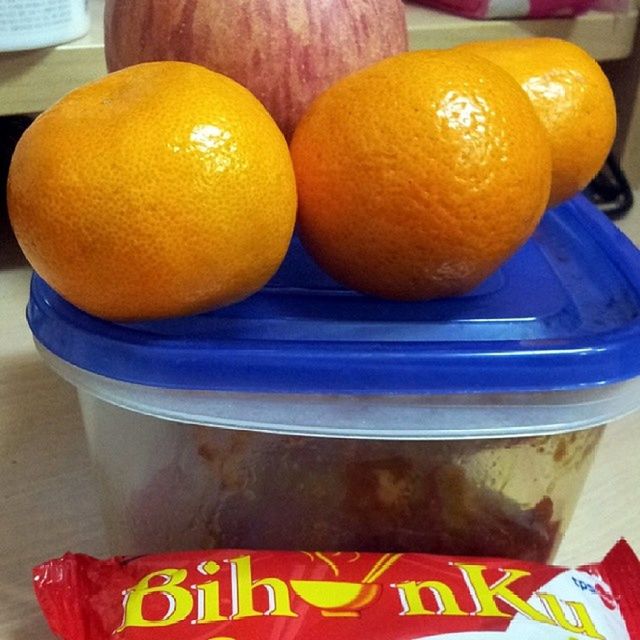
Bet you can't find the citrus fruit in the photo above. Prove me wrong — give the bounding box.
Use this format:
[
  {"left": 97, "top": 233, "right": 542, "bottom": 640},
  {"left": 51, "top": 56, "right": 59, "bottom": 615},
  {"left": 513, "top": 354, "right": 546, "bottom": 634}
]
[
  {"left": 290, "top": 50, "right": 552, "bottom": 301},
  {"left": 8, "top": 61, "right": 297, "bottom": 321},
  {"left": 456, "top": 38, "right": 616, "bottom": 206}
]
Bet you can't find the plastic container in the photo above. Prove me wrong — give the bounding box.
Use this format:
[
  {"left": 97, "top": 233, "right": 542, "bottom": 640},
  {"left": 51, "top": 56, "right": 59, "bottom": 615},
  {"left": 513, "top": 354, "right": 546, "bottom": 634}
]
[
  {"left": 28, "top": 195, "right": 640, "bottom": 562},
  {"left": 0, "top": 0, "right": 89, "bottom": 53}
]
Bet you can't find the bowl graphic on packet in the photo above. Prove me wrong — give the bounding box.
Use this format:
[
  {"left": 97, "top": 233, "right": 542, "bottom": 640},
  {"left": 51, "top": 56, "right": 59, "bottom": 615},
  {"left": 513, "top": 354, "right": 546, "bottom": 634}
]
[{"left": 289, "top": 580, "right": 381, "bottom": 616}]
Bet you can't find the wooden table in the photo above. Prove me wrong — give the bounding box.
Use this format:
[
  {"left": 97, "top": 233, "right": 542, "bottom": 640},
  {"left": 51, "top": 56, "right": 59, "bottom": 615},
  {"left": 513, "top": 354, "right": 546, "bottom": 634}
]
[{"left": 1, "top": 209, "right": 640, "bottom": 638}]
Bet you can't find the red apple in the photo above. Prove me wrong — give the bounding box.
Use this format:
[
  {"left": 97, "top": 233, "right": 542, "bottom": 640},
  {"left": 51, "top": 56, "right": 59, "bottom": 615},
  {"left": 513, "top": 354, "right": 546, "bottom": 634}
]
[{"left": 104, "top": 0, "right": 408, "bottom": 140}]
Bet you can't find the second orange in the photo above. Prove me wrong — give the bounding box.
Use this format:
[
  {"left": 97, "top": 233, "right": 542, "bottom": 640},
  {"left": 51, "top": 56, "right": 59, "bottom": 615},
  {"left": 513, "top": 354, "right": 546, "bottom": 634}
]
[{"left": 290, "top": 50, "right": 552, "bottom": 301}]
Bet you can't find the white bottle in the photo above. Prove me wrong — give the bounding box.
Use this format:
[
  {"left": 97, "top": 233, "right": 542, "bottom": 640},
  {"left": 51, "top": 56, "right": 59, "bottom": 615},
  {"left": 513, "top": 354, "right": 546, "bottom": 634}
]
[{"left": 0, "top": 0, "right": 90, "bottom": 52}]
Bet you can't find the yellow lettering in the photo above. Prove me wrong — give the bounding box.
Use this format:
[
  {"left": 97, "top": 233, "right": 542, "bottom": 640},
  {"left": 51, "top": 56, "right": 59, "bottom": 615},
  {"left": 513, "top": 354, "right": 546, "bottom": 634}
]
[
  {"left": 394, "top": 581, "right": 466, "bottom": 616},
  {"left": 196, "top": 561, "right": 225, "bottom": 624},
  {"left": 228, "top": 555, "right": 298, "bottom": 620},
  {"left": 118, "top": 569, "right": 193, "bottom": 630},
  {"left": 456, "top": 563, "right": 552, "bottom": 624},
  {"left": 538, "top": 593, "right": 605, "bottom": 639}
]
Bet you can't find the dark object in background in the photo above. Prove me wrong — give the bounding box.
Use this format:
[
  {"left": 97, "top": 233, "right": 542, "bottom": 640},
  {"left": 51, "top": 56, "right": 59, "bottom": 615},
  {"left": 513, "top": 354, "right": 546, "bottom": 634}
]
[
  {"left": 0, "top": 115, "right": 33, "bottom": 218},
  {"left": 585, "top": 153, "right": 634, "bottom": 220}
]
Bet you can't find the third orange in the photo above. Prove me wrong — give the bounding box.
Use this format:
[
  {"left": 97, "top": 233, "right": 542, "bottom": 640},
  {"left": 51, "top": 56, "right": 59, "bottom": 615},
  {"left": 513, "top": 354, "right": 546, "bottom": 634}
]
[{"left": 456, "top": 38, "right": 616, "bottom": 207}]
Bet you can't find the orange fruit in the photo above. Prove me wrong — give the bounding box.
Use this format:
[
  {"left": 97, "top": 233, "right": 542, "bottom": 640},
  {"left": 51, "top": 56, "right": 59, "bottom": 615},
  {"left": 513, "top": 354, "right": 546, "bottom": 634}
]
[
  {"left": 290, "top": 50, "right": 552, "bottom": 301},
  {"left": 456, "top": 38, "right": 616, "bottom": 206},
  {"left": 8, "top": 61, "right": 297, "bottom": 321}
]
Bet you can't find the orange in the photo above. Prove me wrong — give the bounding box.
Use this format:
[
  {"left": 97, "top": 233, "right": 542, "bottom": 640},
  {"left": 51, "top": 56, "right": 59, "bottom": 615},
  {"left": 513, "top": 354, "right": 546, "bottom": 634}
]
[
  {"left": 8, "top": 61, "right": 297, "bottom": 321},
  {"left": 290, "top": 50, "right": 551, "bottom": 301},
  {"left": 456, "top": 38, "right": 616, "bottom": 206}
]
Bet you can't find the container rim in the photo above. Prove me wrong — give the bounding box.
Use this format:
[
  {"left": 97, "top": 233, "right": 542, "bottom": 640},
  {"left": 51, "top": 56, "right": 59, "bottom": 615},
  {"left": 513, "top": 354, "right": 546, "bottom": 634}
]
[{"left": 38, "top": 341, "right": 640, "bottom": 440}]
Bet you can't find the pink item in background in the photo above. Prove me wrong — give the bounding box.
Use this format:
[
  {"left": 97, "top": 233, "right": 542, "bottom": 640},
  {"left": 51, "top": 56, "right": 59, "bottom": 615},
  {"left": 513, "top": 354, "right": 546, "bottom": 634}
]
[{"left": 406, "top": 0, "right": 626, "bottom": 19}]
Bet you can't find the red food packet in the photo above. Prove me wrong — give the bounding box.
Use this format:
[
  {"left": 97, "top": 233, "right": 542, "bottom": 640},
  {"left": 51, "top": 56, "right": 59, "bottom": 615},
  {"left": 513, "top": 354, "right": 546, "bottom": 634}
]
[{"left": 33, "top": 541, "right": 640, "bottom": 639}]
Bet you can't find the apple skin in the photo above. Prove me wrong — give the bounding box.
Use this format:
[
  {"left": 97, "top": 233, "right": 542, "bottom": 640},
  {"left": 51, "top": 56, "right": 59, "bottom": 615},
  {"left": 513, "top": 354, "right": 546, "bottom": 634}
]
[{"left": 104, "top": 0, "right": 408, "bottom": 140}]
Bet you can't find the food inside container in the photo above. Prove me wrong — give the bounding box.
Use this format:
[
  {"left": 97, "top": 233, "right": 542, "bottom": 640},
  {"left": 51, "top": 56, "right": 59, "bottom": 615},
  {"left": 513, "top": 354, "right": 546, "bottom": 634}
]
[
  {"left": 28, "top": 195, "right": 640, "bottom": 562},
  {"left": 77, "top": 404, "right": 601, "bottom": 561}
]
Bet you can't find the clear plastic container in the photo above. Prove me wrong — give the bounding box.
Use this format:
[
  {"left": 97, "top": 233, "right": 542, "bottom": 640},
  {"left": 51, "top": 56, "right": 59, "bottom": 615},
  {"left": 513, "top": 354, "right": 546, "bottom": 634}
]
[
  {"left": 29, "top": 196, "right": 640, "bottom": 562},
  {"left": 77, "top": 388, "right": 604, "bottom": 562}
]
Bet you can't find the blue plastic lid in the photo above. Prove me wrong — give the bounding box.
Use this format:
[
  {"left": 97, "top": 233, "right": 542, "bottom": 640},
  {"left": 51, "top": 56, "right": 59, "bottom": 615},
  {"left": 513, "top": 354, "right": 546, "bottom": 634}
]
[{"left": 27, "top": 195, "right": 640, "bottom": 395}]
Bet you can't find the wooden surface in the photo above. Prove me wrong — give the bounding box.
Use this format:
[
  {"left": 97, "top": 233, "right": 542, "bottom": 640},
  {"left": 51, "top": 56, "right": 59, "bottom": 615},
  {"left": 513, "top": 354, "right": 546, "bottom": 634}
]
[
  {"left": 1, "top": 207, "right": 640, "bottom": 638},
  {"left": 0, "top": 0, "right": 638, "bottom": 116}
]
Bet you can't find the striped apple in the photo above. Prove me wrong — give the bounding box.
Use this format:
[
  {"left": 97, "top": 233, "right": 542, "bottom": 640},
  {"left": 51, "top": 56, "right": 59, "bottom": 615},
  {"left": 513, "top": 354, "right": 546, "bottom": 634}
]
[{"left": 104, "top": 0, "right": 408, "bottom": 140}]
